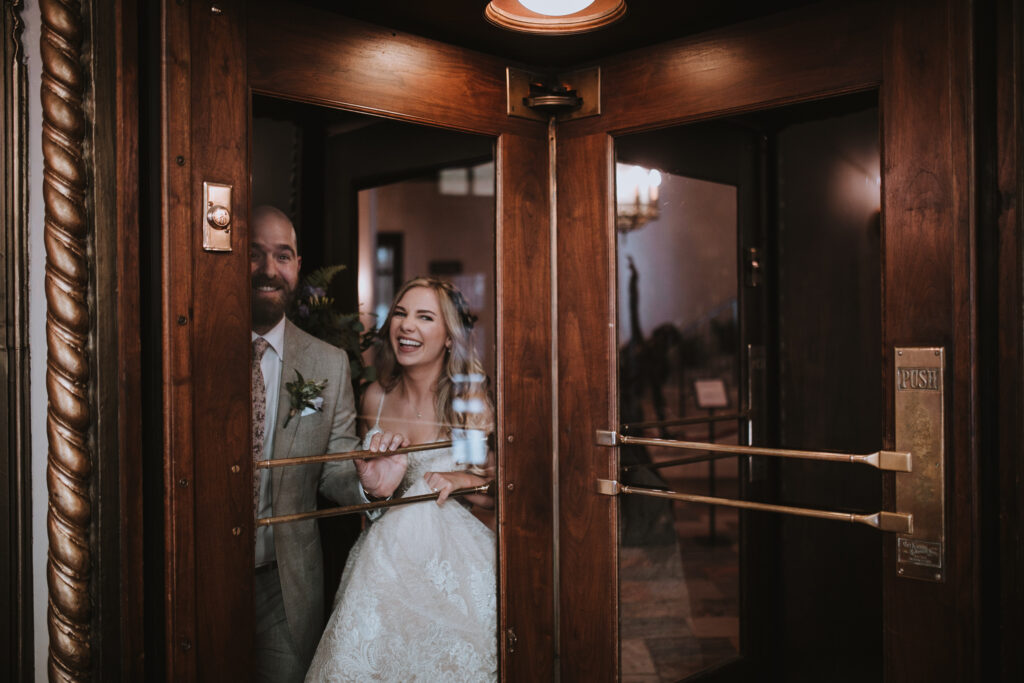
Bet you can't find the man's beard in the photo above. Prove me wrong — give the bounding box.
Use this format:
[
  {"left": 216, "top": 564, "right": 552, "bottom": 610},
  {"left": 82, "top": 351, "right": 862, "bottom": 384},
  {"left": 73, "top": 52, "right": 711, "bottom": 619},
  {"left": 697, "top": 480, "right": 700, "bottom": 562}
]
[{"left": 252, "top": 275, "right": 295, "bottom": 330}]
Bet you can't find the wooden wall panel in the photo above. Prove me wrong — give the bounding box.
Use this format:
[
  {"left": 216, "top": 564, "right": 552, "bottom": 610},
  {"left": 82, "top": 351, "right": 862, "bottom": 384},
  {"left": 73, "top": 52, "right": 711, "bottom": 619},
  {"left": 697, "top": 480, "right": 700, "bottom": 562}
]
[
  {"left": 881, "top": 1, "right": 979, "bottom": 681},
  {"left": 247, "top": 0, "right": 538, "bottom": 139},
  {"left": 556, "top": 132, "right": 617, "bottom": 682},
  {"left": 115, "top": 0, "right": 144, "bottom": 674},
  {"left": 496, "top": 132, "right": 554, "bottom": 682},
  {"left": 563, "top": 1, "right": 883, "bottom": 138},
  {"left": 187, "top": 1, "right": 253, "bottom": 680},
  {"left": 995, "top": 1, "right": 1023, "bottom": 680},
  {"left": 160, "top": 0, "right": 253, "bottom": 679},
  {"left": 161, "top": 0, "right": 197, "bottom": 678}
]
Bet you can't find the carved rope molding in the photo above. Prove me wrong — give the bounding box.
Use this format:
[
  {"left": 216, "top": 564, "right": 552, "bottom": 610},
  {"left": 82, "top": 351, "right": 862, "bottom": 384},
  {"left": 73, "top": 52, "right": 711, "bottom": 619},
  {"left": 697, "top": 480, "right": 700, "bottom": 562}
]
[{"left": 40, "top": 0, "right": 93, "bottom": 680}]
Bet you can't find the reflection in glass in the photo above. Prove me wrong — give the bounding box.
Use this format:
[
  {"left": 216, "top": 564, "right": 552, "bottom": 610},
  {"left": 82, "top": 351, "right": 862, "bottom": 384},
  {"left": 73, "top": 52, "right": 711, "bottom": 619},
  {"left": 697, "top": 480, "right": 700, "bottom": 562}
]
[
  {"left": 252, "top": 96, "right": 497, "bottom": 679},
  {"left": 615, "top": 94, "right": 882, "bottom": 681},
  {"left": 616, "top": 165, "right": 740, "bottom": 681}
]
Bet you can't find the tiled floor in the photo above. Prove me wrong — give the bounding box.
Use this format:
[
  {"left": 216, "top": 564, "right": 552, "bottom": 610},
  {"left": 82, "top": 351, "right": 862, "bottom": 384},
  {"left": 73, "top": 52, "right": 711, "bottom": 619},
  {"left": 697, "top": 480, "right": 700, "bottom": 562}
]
[{"left": 620, "top": 460, "right": 741, "bottom": 681}]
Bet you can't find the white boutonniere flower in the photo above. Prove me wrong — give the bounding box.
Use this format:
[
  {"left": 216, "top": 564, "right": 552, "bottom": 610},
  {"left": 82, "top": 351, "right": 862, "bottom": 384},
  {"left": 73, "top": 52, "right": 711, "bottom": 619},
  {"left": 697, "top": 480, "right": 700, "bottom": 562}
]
[{"left": 283, "top": 370, "right": 327, "bottom": 428}]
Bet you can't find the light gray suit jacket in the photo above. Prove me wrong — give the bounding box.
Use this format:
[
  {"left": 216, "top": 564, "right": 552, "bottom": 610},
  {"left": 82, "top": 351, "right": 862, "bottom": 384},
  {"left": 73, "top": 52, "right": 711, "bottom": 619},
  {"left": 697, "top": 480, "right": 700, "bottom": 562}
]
[{"left": 271, "top": 320, "right": 361, "bottom": 666}]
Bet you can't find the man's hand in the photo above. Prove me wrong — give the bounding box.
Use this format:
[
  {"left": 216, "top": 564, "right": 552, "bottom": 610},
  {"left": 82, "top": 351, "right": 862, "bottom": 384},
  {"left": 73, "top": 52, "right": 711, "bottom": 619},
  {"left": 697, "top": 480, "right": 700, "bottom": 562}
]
[{"left": 354, "top": 431, "right": 409, "bottom": 499}]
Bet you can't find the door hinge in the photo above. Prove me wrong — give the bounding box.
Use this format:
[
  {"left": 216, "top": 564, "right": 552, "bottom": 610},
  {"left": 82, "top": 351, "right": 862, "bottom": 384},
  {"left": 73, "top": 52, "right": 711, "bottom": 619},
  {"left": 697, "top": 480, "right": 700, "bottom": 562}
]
[{"left": 505, "top": 627, "right": 517, "bottom": 654}]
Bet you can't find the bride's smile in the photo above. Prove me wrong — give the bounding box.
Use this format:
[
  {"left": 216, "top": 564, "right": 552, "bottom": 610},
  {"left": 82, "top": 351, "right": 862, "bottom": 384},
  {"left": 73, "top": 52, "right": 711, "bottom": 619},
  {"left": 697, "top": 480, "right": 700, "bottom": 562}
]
[{"left": 389, "top": 286, "right": 451, "bottom": 368}]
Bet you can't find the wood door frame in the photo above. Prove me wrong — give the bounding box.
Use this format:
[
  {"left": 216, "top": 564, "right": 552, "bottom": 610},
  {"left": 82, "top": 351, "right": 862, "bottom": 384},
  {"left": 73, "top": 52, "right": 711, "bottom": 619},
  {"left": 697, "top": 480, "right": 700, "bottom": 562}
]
[
  {"left": 159, "top": 1, "right": 553, "bottom": 679},
  {"left": 555, "top": 0, "right": 987, "bottom": 680},
  {"left": 993, "top": 1, "right": 1024, "bottom": 679},
  {"left": 2, "top": 0, "right": 30, "bottom": 679}
]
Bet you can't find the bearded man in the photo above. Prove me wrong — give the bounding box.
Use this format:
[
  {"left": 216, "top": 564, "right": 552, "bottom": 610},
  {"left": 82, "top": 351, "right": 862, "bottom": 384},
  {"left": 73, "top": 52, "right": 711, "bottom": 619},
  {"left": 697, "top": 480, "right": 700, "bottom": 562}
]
[{"left": 249, "top": 205, "right": 407, "bottom": 682}]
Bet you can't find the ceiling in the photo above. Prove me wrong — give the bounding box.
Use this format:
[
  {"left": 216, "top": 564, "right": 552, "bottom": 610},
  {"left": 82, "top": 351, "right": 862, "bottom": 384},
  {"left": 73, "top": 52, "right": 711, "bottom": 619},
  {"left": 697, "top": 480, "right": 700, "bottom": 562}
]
[{"left": 307, "top": 0, "right": 819, "bottom": 67}]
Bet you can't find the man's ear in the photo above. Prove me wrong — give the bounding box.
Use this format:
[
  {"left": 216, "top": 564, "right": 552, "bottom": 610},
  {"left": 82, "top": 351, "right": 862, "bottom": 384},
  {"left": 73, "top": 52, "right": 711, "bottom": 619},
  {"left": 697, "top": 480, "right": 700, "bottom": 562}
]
[{"left": 297, "top": 255, "right": 302, "bottom": 272}]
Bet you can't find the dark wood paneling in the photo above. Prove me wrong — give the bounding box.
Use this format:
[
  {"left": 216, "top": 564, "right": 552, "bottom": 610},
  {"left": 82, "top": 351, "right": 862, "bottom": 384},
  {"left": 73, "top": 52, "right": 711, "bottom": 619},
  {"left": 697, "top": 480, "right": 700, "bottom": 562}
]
[
  {"left": 881, "top": 1, "right": 979, "bottom": 681},
  {"left": 247, "top": 0, "right": 539, "bottom": 139},
  {"left": 995, "top": 0, "right": 1023, "bottom": 680},
  {"left": 496, "top": 132, "right": 554, "bottom": 682},
  {"left": 188, "top": 1, "right": 253, "bottom": 680},
  {"left": 161, "top": 0, "right": 197, "bottom": 679},
  {"left": 557, "top": 132, "right": 617, "bottom": 681},
  {"left": 562, "top": 1, "right": 883, "bottom": 138},
  {"left": 115, "top": 0, "right": 144, "bottom": 675},
  {"left": 1, "top": 0, "right": 30, "bottom": 678}
]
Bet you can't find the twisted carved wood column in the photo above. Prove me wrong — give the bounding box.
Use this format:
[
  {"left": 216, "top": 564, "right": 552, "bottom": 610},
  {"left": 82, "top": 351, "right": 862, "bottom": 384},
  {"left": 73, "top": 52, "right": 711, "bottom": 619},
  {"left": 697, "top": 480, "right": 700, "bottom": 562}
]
[{"left": 40, "top": 0, "right": 93, "bottom": 680}]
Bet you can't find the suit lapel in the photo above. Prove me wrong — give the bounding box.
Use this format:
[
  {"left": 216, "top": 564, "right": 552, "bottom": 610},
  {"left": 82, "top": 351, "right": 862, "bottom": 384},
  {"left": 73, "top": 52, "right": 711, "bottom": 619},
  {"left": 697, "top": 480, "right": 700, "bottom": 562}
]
[{"left": 273, "top": 320, "right": 311, "bottom": 501}]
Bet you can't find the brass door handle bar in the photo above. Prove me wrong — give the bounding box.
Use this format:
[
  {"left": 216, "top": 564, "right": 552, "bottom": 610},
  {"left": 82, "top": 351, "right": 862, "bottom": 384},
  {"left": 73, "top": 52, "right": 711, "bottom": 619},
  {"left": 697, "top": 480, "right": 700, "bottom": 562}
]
[
  {"left": 255, "top": 440, "right": 454, "bottom": 469},
  {"left": 596, "top": 430, "right": 912, "bottom": 472},
  {"left": 595, "top": 479, "right": 913, "bottom": 533},
  {"left": 257, "top": 481, "right": 494, "bottom": 527}
]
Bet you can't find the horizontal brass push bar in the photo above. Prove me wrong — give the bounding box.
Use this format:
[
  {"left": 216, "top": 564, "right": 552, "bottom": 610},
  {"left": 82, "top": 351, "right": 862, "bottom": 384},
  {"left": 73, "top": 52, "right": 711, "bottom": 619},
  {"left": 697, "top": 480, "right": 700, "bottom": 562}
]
[
  {"left": 595, "top": 479, "right": 913, "bottom": 533},
  {"left": 596, "top": 430, "right": 912, "bottom": 472},
  {"left": 622, "top": 412, "right": 749, "bottom": 433},
  {"left": 257, "top": 481, "right": 494, "bottom": 526},
  {"left": 256, "top": 440, "right": 454, "bottom": 469}
]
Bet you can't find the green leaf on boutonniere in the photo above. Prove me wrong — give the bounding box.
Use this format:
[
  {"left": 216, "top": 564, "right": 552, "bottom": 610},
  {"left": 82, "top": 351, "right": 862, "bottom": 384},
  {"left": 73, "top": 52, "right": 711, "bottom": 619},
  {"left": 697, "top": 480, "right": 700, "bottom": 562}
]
[{"left": 283, "top": 370, "right": 328, "bottom": 428}]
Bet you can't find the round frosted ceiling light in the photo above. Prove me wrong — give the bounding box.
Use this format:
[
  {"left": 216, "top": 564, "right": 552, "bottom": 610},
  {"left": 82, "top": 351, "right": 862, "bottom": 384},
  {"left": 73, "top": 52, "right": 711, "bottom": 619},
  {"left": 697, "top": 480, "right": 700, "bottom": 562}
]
[
  {"left": 485, "top": 0, "right": 626, "bottom": 35},
  {"left": 518, "top": 0, "right": 596, "bottom": 16}
]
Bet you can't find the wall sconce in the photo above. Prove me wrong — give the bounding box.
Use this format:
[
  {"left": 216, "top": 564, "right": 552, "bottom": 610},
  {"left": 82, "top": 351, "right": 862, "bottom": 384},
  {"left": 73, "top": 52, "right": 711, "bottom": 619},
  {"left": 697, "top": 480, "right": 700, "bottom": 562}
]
[{"left": 616, "top": 163, "right": 661, "bottom": 233}]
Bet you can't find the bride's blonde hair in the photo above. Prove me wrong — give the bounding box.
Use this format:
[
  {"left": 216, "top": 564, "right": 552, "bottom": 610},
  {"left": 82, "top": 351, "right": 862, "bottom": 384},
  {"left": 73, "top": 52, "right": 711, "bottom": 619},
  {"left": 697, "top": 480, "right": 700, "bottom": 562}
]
[{"left": 375, "top": 277, "right": 494, "bottom": 436}]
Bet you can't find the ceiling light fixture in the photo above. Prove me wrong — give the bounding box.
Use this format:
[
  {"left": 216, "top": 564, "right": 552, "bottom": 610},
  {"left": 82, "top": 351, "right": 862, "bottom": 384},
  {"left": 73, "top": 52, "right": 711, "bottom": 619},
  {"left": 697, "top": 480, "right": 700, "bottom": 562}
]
[
  {"left": 519, "top": 0, "right": 596, "bottom": 15},
  {"left": 485, "top": 0, "right": 627, "bottom": 35}
]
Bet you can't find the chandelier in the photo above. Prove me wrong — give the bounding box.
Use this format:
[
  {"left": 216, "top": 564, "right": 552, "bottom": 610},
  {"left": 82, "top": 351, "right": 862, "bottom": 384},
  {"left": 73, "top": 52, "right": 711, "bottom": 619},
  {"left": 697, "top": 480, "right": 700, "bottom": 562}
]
[{"left": 616, "top": 163, "right": 662, "bottom": 233}]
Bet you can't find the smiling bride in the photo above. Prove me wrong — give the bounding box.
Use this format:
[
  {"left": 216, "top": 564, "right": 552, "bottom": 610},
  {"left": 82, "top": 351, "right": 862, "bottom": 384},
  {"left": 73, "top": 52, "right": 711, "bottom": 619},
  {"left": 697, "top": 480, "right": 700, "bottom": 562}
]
[{"left": 305, "top": 277, "right": 497, "bottom": 682}]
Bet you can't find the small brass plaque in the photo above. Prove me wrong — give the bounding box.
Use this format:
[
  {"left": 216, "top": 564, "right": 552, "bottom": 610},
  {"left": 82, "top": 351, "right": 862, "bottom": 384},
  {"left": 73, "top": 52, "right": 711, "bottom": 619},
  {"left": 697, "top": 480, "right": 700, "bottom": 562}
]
[
  {"left": 894, "top": 347, "right": 945, "bottom": 582},
  {"left": 898, "top": 538, "right": 942, "bottom": 568}
]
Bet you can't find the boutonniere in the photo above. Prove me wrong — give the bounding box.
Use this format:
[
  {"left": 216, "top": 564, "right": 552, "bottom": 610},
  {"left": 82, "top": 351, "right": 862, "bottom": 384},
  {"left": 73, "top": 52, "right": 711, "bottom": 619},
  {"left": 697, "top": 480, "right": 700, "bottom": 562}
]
[{"left": 283, "top": 370, "right": 327, "bottom": 428}]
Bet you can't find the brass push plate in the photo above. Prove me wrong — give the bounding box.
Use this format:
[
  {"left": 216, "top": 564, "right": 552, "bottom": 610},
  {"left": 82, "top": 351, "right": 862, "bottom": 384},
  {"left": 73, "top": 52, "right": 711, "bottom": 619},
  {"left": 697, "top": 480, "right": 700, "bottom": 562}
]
[
  {"left": 202, "top": 181, "right": 233, "bottom": 252},
  {"left": 894, "top": 347, "right": 945, "bottom": 582}
]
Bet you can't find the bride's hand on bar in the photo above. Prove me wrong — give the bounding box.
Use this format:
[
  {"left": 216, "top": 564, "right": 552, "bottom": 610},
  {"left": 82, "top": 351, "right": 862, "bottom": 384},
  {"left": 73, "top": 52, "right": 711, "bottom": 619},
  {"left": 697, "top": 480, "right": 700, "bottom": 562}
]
[
  {"left": 424, "top": 470, "right": 494, "bottom": 508},
  {"left": 355, "top": 431, "right": 409, "bottom": 498}
]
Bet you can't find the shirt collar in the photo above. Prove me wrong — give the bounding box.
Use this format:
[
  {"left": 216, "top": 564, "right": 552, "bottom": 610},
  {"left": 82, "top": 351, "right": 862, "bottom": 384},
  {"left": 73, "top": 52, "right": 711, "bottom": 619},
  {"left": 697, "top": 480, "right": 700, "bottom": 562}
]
[{"left": 251, "top": 316, "right": 286, "bottom": 359}]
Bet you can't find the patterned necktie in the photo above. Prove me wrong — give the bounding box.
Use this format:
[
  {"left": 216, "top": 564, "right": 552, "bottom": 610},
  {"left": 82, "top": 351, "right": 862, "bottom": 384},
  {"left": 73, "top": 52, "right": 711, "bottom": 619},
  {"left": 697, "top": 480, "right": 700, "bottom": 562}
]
[{"left": 252, "top": 337, "right": 271, "bottom": 514}]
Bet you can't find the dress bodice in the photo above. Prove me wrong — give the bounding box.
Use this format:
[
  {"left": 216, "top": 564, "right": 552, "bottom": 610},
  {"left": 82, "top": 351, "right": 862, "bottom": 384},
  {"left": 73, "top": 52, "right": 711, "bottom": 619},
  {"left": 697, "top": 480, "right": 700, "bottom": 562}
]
[{"left": 363, "top": 392, "right": 462, "bottom": 496}]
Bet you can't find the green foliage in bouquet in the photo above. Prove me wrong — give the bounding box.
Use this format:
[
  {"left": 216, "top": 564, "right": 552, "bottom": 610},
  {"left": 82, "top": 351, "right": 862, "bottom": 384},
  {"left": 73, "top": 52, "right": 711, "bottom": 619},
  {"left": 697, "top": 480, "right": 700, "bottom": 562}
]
[{"left": 288, "top": 264, "right": 377, "bottom": 396}]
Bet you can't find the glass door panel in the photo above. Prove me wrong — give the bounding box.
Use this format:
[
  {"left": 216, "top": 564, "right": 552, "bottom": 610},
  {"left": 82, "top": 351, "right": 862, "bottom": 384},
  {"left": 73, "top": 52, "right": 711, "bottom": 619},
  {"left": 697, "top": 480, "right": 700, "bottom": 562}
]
[
  {"left": 614, "top": 92, "right": 882, "bottom": 681},
  {"left": 616, "top": 169, "right": 741, "bottom": 681}
]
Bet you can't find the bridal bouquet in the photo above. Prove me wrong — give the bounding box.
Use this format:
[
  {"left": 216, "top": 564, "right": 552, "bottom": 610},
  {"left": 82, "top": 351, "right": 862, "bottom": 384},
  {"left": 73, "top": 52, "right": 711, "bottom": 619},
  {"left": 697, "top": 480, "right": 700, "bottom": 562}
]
[{"left": 289, "top": 264, "right": 376, "bottom": 396}]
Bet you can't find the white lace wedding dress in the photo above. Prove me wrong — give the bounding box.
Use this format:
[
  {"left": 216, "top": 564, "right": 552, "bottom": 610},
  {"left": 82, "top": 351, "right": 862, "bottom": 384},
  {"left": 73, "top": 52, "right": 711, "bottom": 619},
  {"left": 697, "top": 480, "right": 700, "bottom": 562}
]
[{"left": 305, "top": 438, "right": 497, "bottom": 682}]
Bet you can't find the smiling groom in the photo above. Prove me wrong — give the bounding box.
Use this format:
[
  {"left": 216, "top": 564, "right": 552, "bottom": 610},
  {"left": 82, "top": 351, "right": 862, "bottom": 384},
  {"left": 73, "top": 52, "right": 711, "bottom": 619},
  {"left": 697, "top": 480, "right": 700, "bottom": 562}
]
[{"left": 249, "top": 205, "right": 408, "bottom": 682}]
